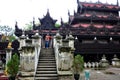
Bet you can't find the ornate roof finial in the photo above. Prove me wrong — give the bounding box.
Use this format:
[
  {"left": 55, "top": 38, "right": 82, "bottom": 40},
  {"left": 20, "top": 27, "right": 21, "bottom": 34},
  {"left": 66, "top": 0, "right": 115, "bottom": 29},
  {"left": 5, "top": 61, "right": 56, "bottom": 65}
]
[
  {"left": 97, "top": 0, "right": 100, "bottom": 3},
  {"left": 46, "top": 9, "right": 50, "bottom": 16},
  {"left": 77, "top": 0, "right": 82, "bottom": 14},
  {"left": 61, "top": 17, "right": 64, "bottom": 25},
  {"left": 15, "top": 21, "right": 18, "bottom": 26},
  {"left": 15, "top": 21, "right": 18, "bottom": 29},
  {"left": 33, "top": 17, "right": 35, "bottom": 25},
  {"left": 117, "top": 0, "right": 119, "bottom": 6},
  {"left": 105, "top": 0, "right": 108, "bottom": 4},
  {"left": 68, "top": 10, "right": 70, "bottom": 16},
  {"left": 33, "top": 17, "right": 36, "bottom": 30}
]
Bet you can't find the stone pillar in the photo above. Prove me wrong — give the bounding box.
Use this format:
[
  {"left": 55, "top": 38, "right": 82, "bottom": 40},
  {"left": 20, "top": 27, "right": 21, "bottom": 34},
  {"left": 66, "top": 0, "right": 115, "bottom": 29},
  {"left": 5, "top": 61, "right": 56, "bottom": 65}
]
[
  {"left": 5, "top": 42, "right": 13, "bottom": 65},
  {"left": 19, "top": 32, "right": 26, "bottom": 49},
  {"left": 100, "top": 55, "right": 109, "bottom": 68},
  {"left": 68, "top": 34, "right": 74, "bottom": 49},
  {"left": 112, "top": 54, "right": 120, "bottom": 67},
  {"left": 32, "top": 32, "right": 41, "bottom": 72},
  {"left": 54, "top": 32, "right": 62, "bottom": 63},
  {"left": 20, "top": 46, "right": 35, "bottom": 77},
  {"left": 32, "top": 32, "right": 41, "bottom": 54},
  {"left": 32, "top": 32, "right": 41, "bottom": 46},
  {"left": 58, "top": 39, "right": 74, "bottom": 80},
  {"left": 54, "top": 32, "right": 62, "bottom": 46}
]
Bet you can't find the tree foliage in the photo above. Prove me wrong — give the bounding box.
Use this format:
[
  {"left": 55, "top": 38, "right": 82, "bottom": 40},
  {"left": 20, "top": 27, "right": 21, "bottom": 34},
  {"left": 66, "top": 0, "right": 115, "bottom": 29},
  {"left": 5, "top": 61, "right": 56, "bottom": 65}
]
[
  {"left": 55, "top": 23, "right": 60, "bottom": 27},
  {"left": 7, "top": 54, "right": 19, "bottom": 77},
  {"left": 0, "top": 25, "right": 13, "bottom": 35},
  {"left": 73, "top": 54, "right": 84, "bottom": 73},
  {"left": 24, "top": 22, "right": 33, "bottom": 30}
]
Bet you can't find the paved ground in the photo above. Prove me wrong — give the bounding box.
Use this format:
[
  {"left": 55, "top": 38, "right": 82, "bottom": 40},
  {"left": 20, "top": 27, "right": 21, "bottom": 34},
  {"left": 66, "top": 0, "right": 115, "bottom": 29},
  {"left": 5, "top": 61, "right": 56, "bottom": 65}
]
[
  {"left": 1, "top": 67, "right": 120, "bottom": 80},
  {"left": 80, "top": 67, "right": 120, "bottom": 80}
]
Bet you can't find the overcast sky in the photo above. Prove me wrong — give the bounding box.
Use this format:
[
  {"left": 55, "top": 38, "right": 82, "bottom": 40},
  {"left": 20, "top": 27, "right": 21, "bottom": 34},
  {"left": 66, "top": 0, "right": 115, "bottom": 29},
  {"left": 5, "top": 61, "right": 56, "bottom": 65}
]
[{"left": 0, "top": 0, "right": 119, "bottom": 29}]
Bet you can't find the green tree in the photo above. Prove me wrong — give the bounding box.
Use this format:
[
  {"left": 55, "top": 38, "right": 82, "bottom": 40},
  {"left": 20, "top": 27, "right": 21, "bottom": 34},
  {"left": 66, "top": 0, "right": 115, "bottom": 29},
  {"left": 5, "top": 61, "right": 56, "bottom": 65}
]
[
  {"left": 55, "top": 23, "right": 60, "bottom": 27},
  {"left": 24, "top": 22, "right": 33, "bottom": 30},
  {"left": 0, "top": 25, "right": 13, "bottom": 35},
  {"left": 7, "top": 54, "right": 19, "bottom": 79}
]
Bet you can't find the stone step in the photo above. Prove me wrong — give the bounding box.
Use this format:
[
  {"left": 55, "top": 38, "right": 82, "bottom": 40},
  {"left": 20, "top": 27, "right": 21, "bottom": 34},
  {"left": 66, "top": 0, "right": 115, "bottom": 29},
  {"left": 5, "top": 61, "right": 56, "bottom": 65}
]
[
  {"left": 39, "top": 57, "right": 55, "bottom": 59},
  {"left": 36, "top": 71, "right": 57, "bottom": 74},
  {"left": 41, "top": 48, "right": 54, "bottom": 51},
  {"left": 39, "top": 58, "right": 55, "bottom": 61},
  {"left": 41, "top": 51, "right": 54, "bottom": 53},
  {"left": 38, "top": 60, "right": 56, "bottom": 63},
  {"left": 40, "top": 56, "right": 55, "bottom": 58},
  {"left": 35, "top": 74, "right": 58, "bottom": 77},
  {"left": 38, "top": 63, "right": 56, "bottom": 65},
  {"left": 37, "top": 66, "right": 56, "bottom": 68},
  {"left": 40, "top": 54, "right": 55, "bottom": 56},
  {"left": 35, "top": 77, "right": 58, "bottom": 80},
  {"left": 37, "top": 67, "right": 57, "bottom": 71}
]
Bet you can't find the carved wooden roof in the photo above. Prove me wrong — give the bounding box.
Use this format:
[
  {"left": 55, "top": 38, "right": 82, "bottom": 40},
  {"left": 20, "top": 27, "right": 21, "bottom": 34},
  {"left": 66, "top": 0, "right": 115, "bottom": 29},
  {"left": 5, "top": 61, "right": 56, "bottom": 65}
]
[
  {"left": 80, "top": 2, "right": 120, "bottom": 10},
  {"left": 72, "top": 23, "right": 114, "bottom": 29}
]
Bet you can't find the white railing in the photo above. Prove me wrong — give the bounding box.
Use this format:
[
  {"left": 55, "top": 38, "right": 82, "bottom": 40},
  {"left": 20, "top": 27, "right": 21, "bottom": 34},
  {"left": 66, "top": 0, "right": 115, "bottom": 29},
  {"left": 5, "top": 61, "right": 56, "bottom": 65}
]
[
  {"left": 53, "top": 37, "right": 61, "bottom": 72},
  {"left": 34, "top": 37, "right": 41, "bottom": 75}
]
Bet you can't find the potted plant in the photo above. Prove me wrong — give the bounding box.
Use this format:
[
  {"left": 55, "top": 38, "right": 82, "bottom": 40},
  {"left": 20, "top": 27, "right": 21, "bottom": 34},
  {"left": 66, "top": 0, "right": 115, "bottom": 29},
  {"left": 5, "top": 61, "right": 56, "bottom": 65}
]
[
  {"left": 73, "top": 54, "right": 84, "bottom": 80},
  {"left": 6, "top": 54, "right": 19, "bottom": 80}
]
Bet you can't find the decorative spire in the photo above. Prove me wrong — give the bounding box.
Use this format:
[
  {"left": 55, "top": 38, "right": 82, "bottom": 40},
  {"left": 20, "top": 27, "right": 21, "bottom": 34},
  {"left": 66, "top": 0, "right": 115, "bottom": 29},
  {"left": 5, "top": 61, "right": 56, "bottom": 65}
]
[
  {"left": 68, "top": 10, "right": 70, "bottom": 16},
  {"left": 33, "top": 17, "right": 35, "bottom": 25},
  {"left": 61, "top": 17, "right": 64, "bottom": 25},
  {"left": 15, "top": 21, "right": 17, "bottom": 26},
  {"left": 77, "top": 0, "right": 82, "bottom": 14},
  {"left": 105, "top": 0, "right": 108, "bottom": 4},
  {"left": 46, "top": 9, "right": 50, "bottom": 16},
  {"left": 33, "top": 17, "right": 36, "bottom": 30},
  {"left": 15, "top": 21, "right": 18, "bottom": 29},
  {"left": 97, "top": 0, "right": 100, "bottom": 3},
  {"left": 117, "top": 0, "right": 119, "bottom": 6}
]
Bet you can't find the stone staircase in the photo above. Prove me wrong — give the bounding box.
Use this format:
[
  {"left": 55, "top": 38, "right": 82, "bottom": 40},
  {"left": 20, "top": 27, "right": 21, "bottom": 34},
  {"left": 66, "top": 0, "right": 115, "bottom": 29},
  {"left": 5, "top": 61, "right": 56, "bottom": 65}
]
[{"left": 35, "top": 48, "right": 58, "bottom": 80}]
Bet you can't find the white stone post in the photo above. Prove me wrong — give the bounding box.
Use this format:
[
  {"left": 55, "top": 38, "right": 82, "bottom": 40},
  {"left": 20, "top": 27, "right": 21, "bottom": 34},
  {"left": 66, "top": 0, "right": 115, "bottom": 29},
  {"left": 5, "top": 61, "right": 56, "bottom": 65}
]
[
  {"left": 100, "top": 55, "right": 109, "bottom": 68},
  {"left": 32, "top": 32, "right": 41, "bottom": 55},
  {"left": 58, "top": 39, "right": 74, "bottom": 80},
  {"left": 19, "top": 32, "right": 26, "bottom": 49},
  {"left": 32, "top": 32, "right": 41, "bottom": 74},
  {"left": 54, "top": 32, "right": 62, "bottom": 69},
  {"left": 112, "top": 54, "right": 120, "bottom": 67},
  {"left": 20, "top": 46, "right": 35, "bottom": 77},
  {"left": 5, "top": 48, "right": 13, "bottom": 65},
  {"left": 68, "top": 34, "right": 74, "bottom": 49}
]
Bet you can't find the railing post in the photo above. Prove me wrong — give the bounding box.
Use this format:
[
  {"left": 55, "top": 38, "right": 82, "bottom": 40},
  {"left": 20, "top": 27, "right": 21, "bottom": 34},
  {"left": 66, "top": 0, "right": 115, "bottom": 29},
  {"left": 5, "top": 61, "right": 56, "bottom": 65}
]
[{"left": 54, "top": 33, "right": 75, "bottom": 80}]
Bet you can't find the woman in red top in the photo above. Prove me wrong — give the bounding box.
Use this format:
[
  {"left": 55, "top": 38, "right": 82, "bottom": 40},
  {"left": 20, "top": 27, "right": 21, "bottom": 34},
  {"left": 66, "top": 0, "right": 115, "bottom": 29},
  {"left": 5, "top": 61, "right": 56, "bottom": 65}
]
[{"left": 45, "top": 34, "right": 51, "bottom": 48}]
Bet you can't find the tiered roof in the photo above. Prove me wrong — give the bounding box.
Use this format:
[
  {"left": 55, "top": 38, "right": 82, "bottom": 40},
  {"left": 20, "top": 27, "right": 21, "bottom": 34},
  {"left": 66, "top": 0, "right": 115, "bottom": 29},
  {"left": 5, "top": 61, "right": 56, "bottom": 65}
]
[
  {"left": 81, "top": 2, "right": 120, "bottom": 10},
  {"left": 71, "top": 1, "right": 120, "bottom": 23},
  {"left": 67, "top": 0, "right": 120, "bottom": 36}
]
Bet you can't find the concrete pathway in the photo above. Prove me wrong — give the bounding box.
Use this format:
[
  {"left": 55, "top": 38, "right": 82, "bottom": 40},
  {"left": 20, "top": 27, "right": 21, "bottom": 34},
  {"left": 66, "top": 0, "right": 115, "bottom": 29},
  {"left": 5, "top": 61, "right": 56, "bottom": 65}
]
[{"left": 80, "top": 67, "right": 120, "bottom": 80}]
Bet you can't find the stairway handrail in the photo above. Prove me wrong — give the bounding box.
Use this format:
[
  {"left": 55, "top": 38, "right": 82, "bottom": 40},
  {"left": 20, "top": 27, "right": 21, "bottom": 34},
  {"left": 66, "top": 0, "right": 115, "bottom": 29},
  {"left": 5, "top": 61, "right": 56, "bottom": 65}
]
[{"left": 34, "top": 36, "right": 42, "bottom": 76}]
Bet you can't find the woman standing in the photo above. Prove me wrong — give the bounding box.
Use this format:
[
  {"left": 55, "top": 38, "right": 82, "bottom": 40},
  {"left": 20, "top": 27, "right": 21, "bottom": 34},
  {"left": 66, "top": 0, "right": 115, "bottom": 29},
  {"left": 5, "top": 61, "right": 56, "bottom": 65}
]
[{"left": 45, "top": 34, "right": 51, "bottom": 48}]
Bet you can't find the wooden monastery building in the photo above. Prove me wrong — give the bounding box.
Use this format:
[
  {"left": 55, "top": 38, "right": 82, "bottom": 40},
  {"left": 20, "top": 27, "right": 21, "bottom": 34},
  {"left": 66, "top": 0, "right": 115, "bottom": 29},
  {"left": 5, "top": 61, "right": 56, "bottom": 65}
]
[{"left": 14, "top": 0, "right": 120, "bottom": 62}]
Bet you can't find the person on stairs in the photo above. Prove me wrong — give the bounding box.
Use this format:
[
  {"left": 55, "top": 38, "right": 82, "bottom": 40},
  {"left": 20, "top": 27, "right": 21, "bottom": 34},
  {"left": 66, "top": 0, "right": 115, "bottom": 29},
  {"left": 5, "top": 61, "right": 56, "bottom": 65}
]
[{"left": 45, "top": 34, "right": 51, "bottom": 48}]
